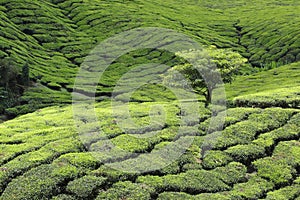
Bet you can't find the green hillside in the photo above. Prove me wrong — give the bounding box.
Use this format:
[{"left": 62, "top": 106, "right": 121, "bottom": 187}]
[
  {"left": 0, "top": 0, "right": 300, "bottom": 199},
  {"left": 226, "top": 61, "right": 300, "bottom": 108},
  {"left": 0, "top": 62, "right": 299, "bottom": 199},
  {"left": 0, "top": 79, "right": 299, "bottom": 199}
]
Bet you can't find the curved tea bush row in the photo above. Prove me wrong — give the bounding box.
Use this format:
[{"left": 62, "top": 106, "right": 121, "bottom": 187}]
[
  {"left": 157, "top": 176, "right": 274, "bottom": 199},
  {"left": 233, "top": 86, "right": 300, "bottom": 108},
  {"left": 226, "top": 61, "right": 300, "bottom": 100},
  {"left": 0, "top": 100, "right": 299, "bottom": 199}
]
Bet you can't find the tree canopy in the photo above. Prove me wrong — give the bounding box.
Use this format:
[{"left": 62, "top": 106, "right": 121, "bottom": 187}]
[
  {"left": 163, "top": 46, "right": 248, "bottom": 104},
  {"left": 0, "top": 59, "right": 30, "bottom": 114}
]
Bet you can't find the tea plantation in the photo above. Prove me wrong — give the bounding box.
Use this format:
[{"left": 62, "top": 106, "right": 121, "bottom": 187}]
[
  {"left": 0, "top": 0, "right": 300, "bottom": 199},
  {"left": 0, "top": 61, "right": 299, "bottom": 199}
]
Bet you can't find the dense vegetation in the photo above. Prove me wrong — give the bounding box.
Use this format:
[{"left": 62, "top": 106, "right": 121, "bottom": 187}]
[
  {"left": 0, "top": 89, "right": 299, "bottom": 199},
  {"left": 0, "top": 0, "right": 300, "bottom": 115},
  {"left": 0, "top": 0, "right": 299, "bottom": 199}
]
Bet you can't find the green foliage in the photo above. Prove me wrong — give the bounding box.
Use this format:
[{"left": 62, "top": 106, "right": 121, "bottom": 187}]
[
  {"left": 0, "top": 163, "right": 82, "bottom": 200},
  {"left": 95, "top": 181, "right": 155, "bottom": 200},
  {"left": 0, "top": 59, "right": 22, "bottom": 113},
  {"left": 225, "top": 144, "right": 265, "bottom": 163},
  {"left": 202, "top": 150, "right": 233, "bottom": 169},
  {"left": 91, "top": 165, "right": 138, "bottom": 182},
  {"left": 0, "top": 0, "right": 300, "bottom": 198},
  {"left": 0, "top": 98, "right": 299, "bottom": 198},
  {"left": 129, "top": 84, "right": 177, "bottom": 102},
  {"left": 226, "top": 61, "right": 300, "bottom": 101},
  {"left": 224, "top": 107, "right": 259, "bottom": 126},
  {"left": 0, "top": 0, "right": 298, "bottom": 114},
  {"left": 158, "top": 192, "right": 231, "bottom": 200},
  {"left": 66, "top": 175, "right": 107, "bottom": 199},
  {"left": 253, "top": 113, "right": 300, "bottom": 149},
  {"left": 51, "top": 194, "right": 76, "bottom": 200},
  {"left": 0, "top": 138, "right": 83, "bottom": 193},
  {"left": 0, "top": 59, "right": 19, "bottom": 91},
  {"left": 55, "top": 153, "right": 100, "bottom": 170},
  {"left": 212, "top": 108, "right": 295, "bottom": 149},
  {"left": 111, "top": 134, "right": 160, "bottom": 153},
  {"left": 229, "top": 176, "right": 274, "bottom": 199},
  {"left": 21, "top": 62, "right": 30, "bottom": 86},
  {"left": 253, "top": 158, "right": 295, "bottom": 186},
  {"left": 158, "top": 192, "right": 194, "bottom": 200},
  {"left": 272, "top": 140, "right": 300, "bottom": 168},
  {"left": 137, "top": 170, "right": 230, "bottom": 193},
  {"left": 212, "top": 162, "right": 247, "bottom": 185},
  {"left": 233, "top": 86, "right": 300, "bottom": 108},
  {"left": 252, "top": 140, "right": 300, "bottom": 188},
  {"left": 265, "top": 184, "right": 300, "bottom": 200},
  {"left": 163, "top": 46, "right": 247, "bottom": 103},
  {"left": 137, "top": 162, "right": 246, "bottom": 194}
]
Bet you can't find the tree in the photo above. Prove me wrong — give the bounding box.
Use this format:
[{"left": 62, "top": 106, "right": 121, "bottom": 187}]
[
  {"left": 0, "top": 59, "right": 31, "bottom": 114},
  {"left": 0, "top": 58, "right": 19, "bottom": 92},
  {"left": 163, "top": 46, "right": 248, "bottom": 105},
  {"left": 0, "top": 58, "right": 21, "bottom": 113},
  {"left": 21, "top": 62, "right": 30, "bottom": 86}
]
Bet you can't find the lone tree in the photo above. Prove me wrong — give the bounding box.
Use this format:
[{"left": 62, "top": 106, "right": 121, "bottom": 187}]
[{"left": 163, "top": 46, "right": 247, "bottom": 104}]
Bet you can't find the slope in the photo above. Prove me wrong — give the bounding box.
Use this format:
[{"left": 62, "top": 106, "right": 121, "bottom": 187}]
[
  {"left": 0, "top": 0, "right": 300, "bottom": 115},
  {"left": 0, "top": 62, "right": 299, "bottom": 199}
]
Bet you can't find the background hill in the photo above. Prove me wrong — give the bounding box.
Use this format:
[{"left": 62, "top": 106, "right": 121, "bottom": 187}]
[{"left": 0, "top": 0, "right": 300, "bottom": 115}]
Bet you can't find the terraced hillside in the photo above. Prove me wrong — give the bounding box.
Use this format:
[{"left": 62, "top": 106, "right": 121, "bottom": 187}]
[
  {"left": 0, "top": 62, "right": 299, "bottom": 199},
  {"left": 0, "top": 0, "right": 300, "bottom": 114},
  {"left": 226, "top": 61, "right": 300, "bottom": 108},
  {"left": 0, "top": 0, "right": 300, "bottom": 199}
]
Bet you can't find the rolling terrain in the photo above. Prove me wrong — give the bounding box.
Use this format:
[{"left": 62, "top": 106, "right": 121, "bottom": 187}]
[
  {"left": 0, "top": 63, "right": 299, "bottom": 199},
  {"left": 0, "top": 0, "right": 300, "bottom": 199},
  {"left": 0, "top": 0, "right": 300, "bottom": 114}
]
